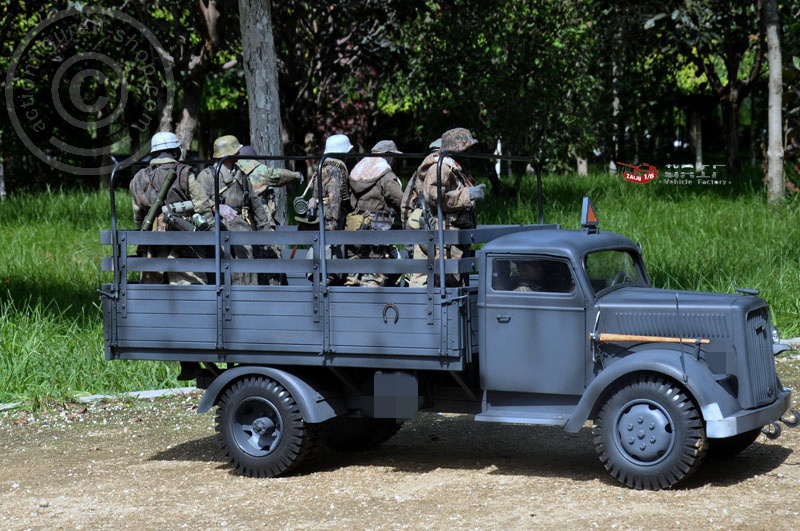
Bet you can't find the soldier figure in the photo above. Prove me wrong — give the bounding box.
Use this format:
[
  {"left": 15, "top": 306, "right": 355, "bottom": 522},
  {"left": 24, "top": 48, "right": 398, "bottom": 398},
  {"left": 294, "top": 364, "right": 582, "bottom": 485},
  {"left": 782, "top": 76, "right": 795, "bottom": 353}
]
[
  {"left": 304, "top": 134, "right": 353, "bottom": 285},
  {"left": 309, "top": 134, "right": 353, "bottom": 231},
  {"left": 192, "top": 135, "right": 270, "bottom": 285},
  {"left": 402, "top": 127, "right": 485, "bottom": 287},
  {"left": 236, "top": 145, "right": 304, "bottom": 285},
  {"left": 345, "top": 140, "right": 405, "bottom": 286},
  {"left": 129, "top": 131, "right": 206, "bottom": 285}
]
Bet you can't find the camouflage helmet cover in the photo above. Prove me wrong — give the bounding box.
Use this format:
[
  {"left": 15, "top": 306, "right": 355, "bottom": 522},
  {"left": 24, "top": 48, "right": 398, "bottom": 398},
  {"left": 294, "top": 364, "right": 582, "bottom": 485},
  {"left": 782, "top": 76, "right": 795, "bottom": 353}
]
[
  {"left": 441, "top": 128, "right": 478, "bottom": 152},
  {"left": 213, "top": 135, "right": 243, "bottom": 158}
]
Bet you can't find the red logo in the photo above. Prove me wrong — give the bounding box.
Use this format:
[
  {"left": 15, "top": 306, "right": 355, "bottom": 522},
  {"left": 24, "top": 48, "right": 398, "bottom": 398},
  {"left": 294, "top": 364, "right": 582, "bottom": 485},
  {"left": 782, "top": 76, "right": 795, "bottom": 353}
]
[{"left": 617, "top": 162, "right": 658, "bottom": 184}]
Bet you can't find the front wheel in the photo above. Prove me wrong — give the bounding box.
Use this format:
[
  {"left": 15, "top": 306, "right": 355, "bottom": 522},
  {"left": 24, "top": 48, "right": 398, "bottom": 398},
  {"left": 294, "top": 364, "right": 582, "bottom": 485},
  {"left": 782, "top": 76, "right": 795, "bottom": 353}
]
[
  {"left": 593, "top": 375, "right": 707, "bottom": 490},
  {"left": 216, "top": 376, "right": 322, "bottom": 477}
]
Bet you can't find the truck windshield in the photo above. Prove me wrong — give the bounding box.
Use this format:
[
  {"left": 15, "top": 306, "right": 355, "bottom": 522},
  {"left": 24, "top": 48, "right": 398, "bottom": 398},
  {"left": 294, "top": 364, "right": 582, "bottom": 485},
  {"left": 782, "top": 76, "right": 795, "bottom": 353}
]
[{"left": 584, "top": 249, "right": 646, "bottom": 295}]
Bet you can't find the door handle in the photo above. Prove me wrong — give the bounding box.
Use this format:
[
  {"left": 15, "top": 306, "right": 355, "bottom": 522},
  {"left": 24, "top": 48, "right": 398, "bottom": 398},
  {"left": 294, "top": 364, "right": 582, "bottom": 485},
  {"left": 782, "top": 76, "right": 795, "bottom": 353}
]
[{"left": 496, "top": 315, "right": 511, "bottom": 323}]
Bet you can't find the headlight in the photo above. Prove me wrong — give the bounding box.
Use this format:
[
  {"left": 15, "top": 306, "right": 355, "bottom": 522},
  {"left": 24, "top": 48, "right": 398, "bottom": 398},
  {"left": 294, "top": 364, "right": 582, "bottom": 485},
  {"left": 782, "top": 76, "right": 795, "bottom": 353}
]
[{"left": 772, "top": 325, "right": 781, "bottom": 344}]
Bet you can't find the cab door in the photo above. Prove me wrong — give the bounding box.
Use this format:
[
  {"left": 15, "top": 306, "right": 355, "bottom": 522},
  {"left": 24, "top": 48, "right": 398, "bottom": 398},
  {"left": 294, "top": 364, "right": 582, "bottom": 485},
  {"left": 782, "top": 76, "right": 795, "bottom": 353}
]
[{"left": 480, "top": 255, "right": 588, "bottom": 395}]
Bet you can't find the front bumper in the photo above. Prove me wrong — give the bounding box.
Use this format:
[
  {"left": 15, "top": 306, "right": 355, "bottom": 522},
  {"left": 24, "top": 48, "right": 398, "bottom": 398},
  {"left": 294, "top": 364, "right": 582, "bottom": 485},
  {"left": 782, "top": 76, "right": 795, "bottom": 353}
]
[{"left": 705, "top": 387, "right": 792, "bottom": 438}]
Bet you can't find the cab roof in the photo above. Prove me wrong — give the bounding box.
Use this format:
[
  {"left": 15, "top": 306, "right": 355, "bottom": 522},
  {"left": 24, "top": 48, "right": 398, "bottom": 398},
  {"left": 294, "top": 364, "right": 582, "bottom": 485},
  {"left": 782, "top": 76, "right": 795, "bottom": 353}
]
[{"left": 479, "top": 228, "right": 640, "bottom": 262}]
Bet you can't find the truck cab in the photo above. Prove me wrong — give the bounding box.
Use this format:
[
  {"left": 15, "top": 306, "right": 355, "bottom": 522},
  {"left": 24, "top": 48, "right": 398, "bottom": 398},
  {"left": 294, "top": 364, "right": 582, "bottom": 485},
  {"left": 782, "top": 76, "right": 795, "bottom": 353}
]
[{"left": 474, "top": 207, "right": 794, "bottom": 489}]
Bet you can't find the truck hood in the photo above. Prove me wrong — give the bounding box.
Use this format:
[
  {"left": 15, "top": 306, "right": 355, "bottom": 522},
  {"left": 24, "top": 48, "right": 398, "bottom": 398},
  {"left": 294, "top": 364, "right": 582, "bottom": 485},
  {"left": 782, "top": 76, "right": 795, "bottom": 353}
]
[{"left": 594, "top": 287, "right": 769, "bottom": 341}]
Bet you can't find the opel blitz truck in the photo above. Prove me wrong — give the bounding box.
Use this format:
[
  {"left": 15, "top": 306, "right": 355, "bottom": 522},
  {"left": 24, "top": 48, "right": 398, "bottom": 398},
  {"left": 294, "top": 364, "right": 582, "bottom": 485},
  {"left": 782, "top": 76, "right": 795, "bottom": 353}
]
[{"left": 100, "top": 154, "right": 797, "bottom": 490}]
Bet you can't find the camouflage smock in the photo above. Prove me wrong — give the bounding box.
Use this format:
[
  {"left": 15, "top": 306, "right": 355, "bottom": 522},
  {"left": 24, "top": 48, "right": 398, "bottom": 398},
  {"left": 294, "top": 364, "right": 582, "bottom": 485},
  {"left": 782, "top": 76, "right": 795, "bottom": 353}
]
[
  {"left": 236, "top": 159, "right": 302, "bottom": 230},
  {"left": 311, "top": 158, "right": 350, "bottom": 231},
  {"left": 130, "top": 156, "right": 196, "bottom": 229},
  {"left": 348, "top": 156, "right": 403, "bottom": 221},
  {"left": 192, "top": 163, "right": 269, "bottom": 231}
]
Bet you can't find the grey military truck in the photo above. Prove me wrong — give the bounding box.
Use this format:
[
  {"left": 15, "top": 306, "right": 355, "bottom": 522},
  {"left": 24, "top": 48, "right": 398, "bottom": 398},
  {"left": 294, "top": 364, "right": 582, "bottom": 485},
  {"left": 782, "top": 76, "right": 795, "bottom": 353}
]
[{"left": 100, "top": 154, "right": 797, "bottom": 490}]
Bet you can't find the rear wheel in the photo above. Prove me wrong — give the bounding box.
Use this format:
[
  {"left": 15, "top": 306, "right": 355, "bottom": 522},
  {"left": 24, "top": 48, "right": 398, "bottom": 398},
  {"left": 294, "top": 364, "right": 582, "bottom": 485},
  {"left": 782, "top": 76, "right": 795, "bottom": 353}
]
[
  {"left": 216, "top": 376, "right": 322, "bottom": 477},
  {"left": 593, "top": 375, "right": 707, "bottom": 490},
  {"left": 324, "top": 417, "right": 402, "bottom": 452}
]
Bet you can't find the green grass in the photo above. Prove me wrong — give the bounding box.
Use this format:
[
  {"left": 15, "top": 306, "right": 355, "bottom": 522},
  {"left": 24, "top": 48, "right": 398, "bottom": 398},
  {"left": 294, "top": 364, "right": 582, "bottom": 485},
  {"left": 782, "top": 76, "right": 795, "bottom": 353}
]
[
  {"left": 0, "top": 189, "right": 177, "bottom": 406},
  {"left": 1, "top": 171, "right": 799, "bottom": 406}
]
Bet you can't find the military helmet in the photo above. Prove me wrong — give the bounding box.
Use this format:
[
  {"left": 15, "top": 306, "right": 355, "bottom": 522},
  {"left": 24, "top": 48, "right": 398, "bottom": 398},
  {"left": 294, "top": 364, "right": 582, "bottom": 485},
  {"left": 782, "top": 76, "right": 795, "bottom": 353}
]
[
  {"left": 150, "top": 131, "right": 180, "bottom": 153},
  {"left": 441, "top": 128, "right": 478, "bottom": 152},
  {"left": 324, "top": 134, "right": 354, "bottom": 154},
  {"left": 371, "top": 140, "right": 402, "bottom": 154},
  {"left": 213, "top": 135, "right": 243, "bottom": 158},
  {"left": 238, "top": 145, "right": 256, "bottom": 157}
]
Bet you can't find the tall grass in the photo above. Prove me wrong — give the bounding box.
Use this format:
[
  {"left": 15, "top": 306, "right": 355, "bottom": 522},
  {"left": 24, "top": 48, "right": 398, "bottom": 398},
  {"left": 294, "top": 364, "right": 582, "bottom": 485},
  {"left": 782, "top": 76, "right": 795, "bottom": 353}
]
[
  {"left": 1, "top": 173, "right": 799, "bottom": 406},
  {"left": 0, "top": 189, "right": 176, "bottom": 405}
]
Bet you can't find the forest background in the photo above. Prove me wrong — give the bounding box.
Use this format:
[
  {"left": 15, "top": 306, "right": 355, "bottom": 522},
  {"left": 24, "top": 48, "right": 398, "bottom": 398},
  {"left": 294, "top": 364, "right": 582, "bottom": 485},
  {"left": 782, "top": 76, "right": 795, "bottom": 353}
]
[
  {"left": 2, "top": 0, "right": 800, "bottom": 196},
  {"left": 2, "top": 1, "right": 800, "bottom": 404}
]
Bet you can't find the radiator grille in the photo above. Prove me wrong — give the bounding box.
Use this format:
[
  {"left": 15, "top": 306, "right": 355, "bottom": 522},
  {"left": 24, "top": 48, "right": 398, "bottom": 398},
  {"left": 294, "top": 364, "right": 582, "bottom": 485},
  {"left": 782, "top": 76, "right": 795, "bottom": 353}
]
[{"left": 743, "top": 308, "right": 776, "bottom": 408}]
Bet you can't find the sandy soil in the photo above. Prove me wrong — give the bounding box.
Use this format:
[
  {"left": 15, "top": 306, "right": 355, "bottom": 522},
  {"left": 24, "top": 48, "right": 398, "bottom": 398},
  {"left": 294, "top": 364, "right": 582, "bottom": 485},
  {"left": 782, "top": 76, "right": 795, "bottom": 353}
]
[{"left": 2, "top": 360, "right": 799, "bottom": 530}]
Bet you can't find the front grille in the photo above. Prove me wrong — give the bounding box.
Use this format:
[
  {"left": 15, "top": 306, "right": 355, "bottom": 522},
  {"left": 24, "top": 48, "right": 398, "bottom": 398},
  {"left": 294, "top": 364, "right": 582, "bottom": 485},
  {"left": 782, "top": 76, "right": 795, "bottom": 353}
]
[{"left": 742, "top": 308, "right": 777, "bottom": 408}]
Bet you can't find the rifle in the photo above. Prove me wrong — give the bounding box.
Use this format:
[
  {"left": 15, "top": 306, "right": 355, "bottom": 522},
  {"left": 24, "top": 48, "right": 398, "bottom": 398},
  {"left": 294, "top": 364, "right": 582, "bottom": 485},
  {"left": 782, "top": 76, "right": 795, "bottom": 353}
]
[
  {"left": 141, "top": 169, "right": 177, "bottom": 231},
  {"left": 138, "top": 169, "right": 176, "bottom": 283}
]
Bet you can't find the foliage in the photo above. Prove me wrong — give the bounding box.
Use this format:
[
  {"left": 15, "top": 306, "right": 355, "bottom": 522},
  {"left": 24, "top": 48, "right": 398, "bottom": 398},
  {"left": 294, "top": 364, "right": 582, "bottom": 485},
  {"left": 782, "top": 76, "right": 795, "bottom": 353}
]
[
  {"left": 270, "top": 0, "right": 420, "bottom": 153},
  {"left": 388, "top": 0, "right": 602, "bottom": 172},
  {"left": 784, "top": 1, "right": 800, "bottom": 188},
  {"left": 644, "top": 0, "right": 766, "bottom": 171}
]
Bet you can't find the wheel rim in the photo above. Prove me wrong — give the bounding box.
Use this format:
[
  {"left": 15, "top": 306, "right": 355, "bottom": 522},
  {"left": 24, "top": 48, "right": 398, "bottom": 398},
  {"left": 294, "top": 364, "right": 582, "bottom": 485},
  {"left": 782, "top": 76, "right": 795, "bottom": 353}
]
[
  {"left": 613, "top": 399, "right": 675, "bottom": 466},
  {"left": 232, "top": 397, "right": 282, "bottom": 457}
]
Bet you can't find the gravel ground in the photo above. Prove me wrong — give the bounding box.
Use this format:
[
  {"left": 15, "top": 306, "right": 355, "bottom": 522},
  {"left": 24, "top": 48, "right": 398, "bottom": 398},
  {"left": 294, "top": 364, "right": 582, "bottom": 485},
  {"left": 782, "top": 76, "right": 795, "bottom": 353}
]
[{"left": 1, "top": 359, "right": 799, "bottom": 530}]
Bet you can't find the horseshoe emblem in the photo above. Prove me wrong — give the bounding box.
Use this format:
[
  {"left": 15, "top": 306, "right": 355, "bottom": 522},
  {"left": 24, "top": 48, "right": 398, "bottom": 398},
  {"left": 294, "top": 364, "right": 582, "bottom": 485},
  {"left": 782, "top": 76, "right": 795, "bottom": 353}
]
[{"left": 382, "top": 303, "right": 399, "bottom": 324}]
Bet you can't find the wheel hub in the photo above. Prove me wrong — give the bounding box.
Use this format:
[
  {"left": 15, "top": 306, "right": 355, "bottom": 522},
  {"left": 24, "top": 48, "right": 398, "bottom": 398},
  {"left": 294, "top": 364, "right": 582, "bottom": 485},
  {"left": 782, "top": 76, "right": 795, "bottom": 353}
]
[
  {"left": 233, "top": 398, "right": 282, "bottom": 457},
  {"left": 616, "top": 401, "right": 673, "bottom": 464},
  {"left": 252, "top": 417, "right": 275, "bottom": 436}
]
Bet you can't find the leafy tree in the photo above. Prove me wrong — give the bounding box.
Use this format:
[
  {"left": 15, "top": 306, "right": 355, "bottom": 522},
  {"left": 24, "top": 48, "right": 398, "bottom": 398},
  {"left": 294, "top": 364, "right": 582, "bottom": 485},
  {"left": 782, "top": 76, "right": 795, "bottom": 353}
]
[
  {"left": 645, "top": 0, "right": 766, "bottom": 172},
  {"left": 269, "top": 1, "right": 419, "bottom": 157}
]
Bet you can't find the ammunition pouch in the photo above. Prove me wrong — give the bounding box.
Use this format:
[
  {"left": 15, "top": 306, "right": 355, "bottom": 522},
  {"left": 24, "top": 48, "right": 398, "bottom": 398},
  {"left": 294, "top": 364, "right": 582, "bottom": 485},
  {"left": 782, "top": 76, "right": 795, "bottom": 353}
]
[{"left": 345, "top": 211, "right": 371, "bottom": 231}]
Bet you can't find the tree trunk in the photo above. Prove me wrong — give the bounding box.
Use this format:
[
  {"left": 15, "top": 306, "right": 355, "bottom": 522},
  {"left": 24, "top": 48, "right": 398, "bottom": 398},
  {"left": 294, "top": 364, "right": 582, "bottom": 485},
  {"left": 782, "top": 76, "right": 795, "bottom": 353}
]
[
  {"left": 690, "top": 110, "right": 703, "bottom": 171},
  {"left": 722, "top": 92, "right": 741, "bottom": 173},
  {"left": 765, "top": 0, "right": 784, "bottom": 203},
  {"left": 0, "top": 156, "right": 5, "bottom": 202},
  {"left": 175, "top": 81, "right": 201, "bottom": 158},
  {"left": 238, "top": 0, "right": 286, "bottom": 223},
  {"left": 576, "top": 156, "right": 588, "bottom": 176}
]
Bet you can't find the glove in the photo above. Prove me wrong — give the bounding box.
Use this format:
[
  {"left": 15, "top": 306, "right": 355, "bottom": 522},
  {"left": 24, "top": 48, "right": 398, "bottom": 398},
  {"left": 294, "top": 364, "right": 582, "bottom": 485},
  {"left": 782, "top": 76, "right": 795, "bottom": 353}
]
[
  {"left": 218, "top": 204, "right": 237, "bottom": 222},
  {"left": 307, "top": 197, "right": 318, "bottom": 212},
  {"left": 468, "top": 184, "right": 486, "bottom": 200},
  {"left": 293, "top": 171, "right": 305, "bottom": 183}
]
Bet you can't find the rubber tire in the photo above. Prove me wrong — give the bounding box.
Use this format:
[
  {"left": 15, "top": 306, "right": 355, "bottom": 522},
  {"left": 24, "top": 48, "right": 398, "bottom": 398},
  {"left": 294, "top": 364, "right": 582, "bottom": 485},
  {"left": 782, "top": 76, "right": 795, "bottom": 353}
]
[
  {"left": 707, "top": 429, "right": 761, "bottom": 459},
  {"left": 216, "top": 376, "right": 322, "bottom": 477},
  {"left": 593, "top": 374, "right": 707, "bottom": 490},
  {"left": 324, "top": 417, "right": 402, "bottom": 452}
]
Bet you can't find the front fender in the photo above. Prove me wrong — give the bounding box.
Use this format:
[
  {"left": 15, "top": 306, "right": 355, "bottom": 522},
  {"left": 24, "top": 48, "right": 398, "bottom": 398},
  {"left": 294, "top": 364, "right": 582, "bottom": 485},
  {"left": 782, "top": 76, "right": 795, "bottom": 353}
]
[
  {"left": 196, "top": 366, "right": 347, "bottom": 423},
  {"left": 563, "top": 349, "right": 740, "bottom": 433}
]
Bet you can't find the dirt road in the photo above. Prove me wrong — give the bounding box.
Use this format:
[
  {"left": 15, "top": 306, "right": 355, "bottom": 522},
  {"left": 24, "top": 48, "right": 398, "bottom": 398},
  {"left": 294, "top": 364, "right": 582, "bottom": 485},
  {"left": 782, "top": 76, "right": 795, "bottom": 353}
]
[{"left": 2, "top": 360, "right": 799, "bottom": 530}]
